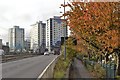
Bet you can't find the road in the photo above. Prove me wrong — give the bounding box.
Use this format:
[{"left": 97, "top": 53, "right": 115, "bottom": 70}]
[{"left": 2, "top": 55, "right": 58, "bottom": 79}]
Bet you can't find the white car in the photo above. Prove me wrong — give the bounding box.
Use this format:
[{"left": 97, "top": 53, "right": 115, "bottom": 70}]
[
  {"left": 44, "top": 52, "right": 49, "bottom": 55},
  {"left": 0, "top": 49, "right": 4, "bottom": 56}
]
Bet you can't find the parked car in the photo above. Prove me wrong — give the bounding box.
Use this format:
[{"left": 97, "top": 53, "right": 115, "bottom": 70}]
[
  {"left": 0, "top": 49, "right": 4, "bottom": 56},
  {"left": 44, "top": 51, "right": 49, "bottom": 55}
]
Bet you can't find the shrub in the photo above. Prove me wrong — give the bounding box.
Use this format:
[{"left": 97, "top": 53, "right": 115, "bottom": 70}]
[{"left": 94, "top": 63, "right": 106, "bottom": 78}]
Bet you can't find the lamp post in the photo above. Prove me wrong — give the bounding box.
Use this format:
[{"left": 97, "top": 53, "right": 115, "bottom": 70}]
[
  {"left": 63, "top": 0, "right": 66, "bottom": 60},
  {"left": 60, "top": 0, "right": 67, "bottom": 60}
]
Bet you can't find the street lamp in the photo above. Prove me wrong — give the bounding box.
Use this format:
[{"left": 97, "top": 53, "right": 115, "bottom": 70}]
[
  {"left": 60, "top": 0, "right": 67, "bottom": 60},
  {"left": 63, "top": 0, "right": 66, "bottom": 60}
]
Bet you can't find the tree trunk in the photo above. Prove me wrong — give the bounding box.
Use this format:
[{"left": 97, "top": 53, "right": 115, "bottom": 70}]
[
  {"left": 117, "top": 54, "right": 120, "bottom": 75},
  {"left": 105, "top": 53, "right": 109, "bottom": 62}
]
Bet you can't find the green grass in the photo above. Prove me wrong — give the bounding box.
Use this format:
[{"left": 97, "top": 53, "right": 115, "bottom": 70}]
[
  {"left": 116, "top": 76, "right": 120, "bottom": 80},
  {"left": 53, "top": 54, "right": 70, "bottom": 78},
  {"left": 85, "top": 61, "right": 106, "bottom": 78},
  {"left": 53, "top": 46, "right": 76, "bottom": 78},
  {"left": 54, "top": 71, "right": 64, "bottom": 78}
]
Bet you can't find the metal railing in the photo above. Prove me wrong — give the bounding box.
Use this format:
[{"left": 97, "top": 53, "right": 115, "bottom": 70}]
[{"left": 76, "top": 54, "right": 117, "bottom": 78}]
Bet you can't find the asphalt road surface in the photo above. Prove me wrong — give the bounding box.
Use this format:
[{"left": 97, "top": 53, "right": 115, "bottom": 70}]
[{"left": 2, "top": 55, "right": 58, "bottom": 79}]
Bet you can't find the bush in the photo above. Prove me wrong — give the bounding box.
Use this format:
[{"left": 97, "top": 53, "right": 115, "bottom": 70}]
[
  {"left": 94, "top": 63, "right": 106, "bottom": 78},
  {"left": 90, "top": 57, "right": 98, "bottom": 61},
  {"left": 83, "top": 60, "right": 106, "bottom": 78},
  {"left": 116, "top": 76, "right": 120, "bottom": 79}
]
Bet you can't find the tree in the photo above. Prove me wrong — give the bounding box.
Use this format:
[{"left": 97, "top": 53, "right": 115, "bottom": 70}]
[{"left": 65, "top": 2, "right": 120, "bottom": 75}]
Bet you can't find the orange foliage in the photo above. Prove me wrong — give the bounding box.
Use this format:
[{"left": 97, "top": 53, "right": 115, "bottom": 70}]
[{"left": 66, "top": 2, "right": 119, "bottom": 54}]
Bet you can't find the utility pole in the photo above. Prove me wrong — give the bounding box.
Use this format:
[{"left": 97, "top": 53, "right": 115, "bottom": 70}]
[
  {"left": 63, "top": 0, "right": 66, "bottom": 60},
  {"left": 60, "top": 0, "right": 67, "bottom": 60}
]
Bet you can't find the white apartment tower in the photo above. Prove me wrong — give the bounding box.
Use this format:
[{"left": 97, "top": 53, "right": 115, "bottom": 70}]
[
  {"left": 46, "top": 16, "right": 68, "bottom": 51},
  {"left": 9, "top": 26, "right": 24, "bottom": 52},
  {"left": 30, "top": 21, "right": 46, "bottom": 52}
]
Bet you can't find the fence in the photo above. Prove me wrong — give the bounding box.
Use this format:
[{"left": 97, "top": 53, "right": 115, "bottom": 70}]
[
  {"left": 76, "top": 55, "right": 117, "bottom": 78},
  {"left": 102, "top": 63, "right": 116, "bottom": 78}
]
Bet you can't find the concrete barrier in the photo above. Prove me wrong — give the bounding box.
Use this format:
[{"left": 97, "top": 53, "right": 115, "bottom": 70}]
[{"left": 37, "top": 55, "right": 60, "bottom": 80}]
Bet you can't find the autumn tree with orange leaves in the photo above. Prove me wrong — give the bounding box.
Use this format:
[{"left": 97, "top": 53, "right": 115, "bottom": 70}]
[{"left": 64, "top": 2, "right": 120, "bottom": 75}]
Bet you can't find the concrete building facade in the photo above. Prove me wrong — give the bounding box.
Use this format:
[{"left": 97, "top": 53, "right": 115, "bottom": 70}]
[
  {"left": 9, "top": 26, "right": 24, "bottom": 52},
  {"left": 46, "top": 16, "right": 68, "bottom": 52},
  {"left": 30, "top": 21, "right": 46, "bottom": 53},
  {"left": 24, "top": 40, "right": 30, "bottom": 52}
]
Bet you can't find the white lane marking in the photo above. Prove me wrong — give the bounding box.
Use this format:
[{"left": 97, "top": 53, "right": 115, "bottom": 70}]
[{"left": 37, "top": 55, "right": 58, "bottom": 79}]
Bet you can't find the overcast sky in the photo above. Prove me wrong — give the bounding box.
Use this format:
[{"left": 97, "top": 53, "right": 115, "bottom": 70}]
[{"left": 0, "top": 0, "right": 70, "bottom": 44}]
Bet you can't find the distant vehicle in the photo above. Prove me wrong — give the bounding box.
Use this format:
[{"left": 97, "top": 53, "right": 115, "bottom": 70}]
[
  {"left": 45, "top": 48, "right": 48, "bottom": 52},
  {"left": 0, "top": 49, "right": 4, "bottom": 56},
  {"left": 44, "top": 51, "right": 49, "bottom": 55},
  {"left": 53, "top": 47, "right": 60, "bottom": 55},
  {"left": 54, "top": 50, "right": 60, "bottom": 55}
]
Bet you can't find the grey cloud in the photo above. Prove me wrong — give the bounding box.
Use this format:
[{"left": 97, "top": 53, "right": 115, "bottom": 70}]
[
  {"left": 14, "top": 14, "right": 33, "bottom": 23},
  {"left": 0, "top": 0, "right": 69, "bottom": 43}
]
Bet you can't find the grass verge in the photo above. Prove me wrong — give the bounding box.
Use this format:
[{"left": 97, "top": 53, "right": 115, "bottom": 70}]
[{"left": 53, "top": 46, "right": 76, "bottom": 78}]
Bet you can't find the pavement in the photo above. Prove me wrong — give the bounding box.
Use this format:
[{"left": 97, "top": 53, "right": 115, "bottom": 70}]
[
  {"left": 69, "top": 58, "right": 94, "bottom": 78},
  {"left": 2, "top": 55, "right": 57, "bottom": 79}
]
